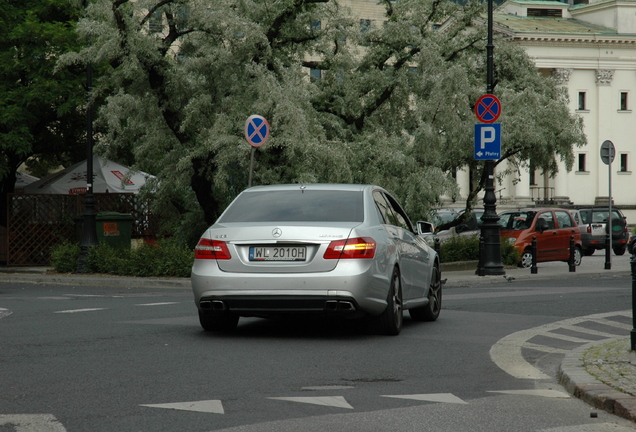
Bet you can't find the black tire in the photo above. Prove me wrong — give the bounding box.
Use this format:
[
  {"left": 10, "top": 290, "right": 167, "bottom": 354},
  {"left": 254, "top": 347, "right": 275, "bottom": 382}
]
[
  {"left": 410, "top": 263, "right": 442, "bottom": 322},
  {"left": 583, "top": 248, "right": 595, "bottom": 256},
  {"left": 374, "top": 268, "right": 403, "bottom": 336},
  {"left": 614, "top": 247, "right": 626, "bottom": 256},
  {"left": 198, "top": 310, "right": 239, "bottom": 332}
]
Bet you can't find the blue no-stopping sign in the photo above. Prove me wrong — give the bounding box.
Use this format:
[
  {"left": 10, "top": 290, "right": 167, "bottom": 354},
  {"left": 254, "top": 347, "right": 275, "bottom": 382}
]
[{"left": 245, "top": 115, "right": 270, "bottom": 147}]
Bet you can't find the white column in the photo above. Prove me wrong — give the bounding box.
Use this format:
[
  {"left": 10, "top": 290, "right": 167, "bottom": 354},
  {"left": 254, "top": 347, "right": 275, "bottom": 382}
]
[{"left": 513, "top": 165, "right": 533, "bottom": 207}]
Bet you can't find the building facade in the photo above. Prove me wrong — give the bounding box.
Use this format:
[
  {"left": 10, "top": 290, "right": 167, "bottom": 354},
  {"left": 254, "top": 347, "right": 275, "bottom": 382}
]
[
  {"left": 346, "top": 0, "right": 636, "bottom": 220},
  {"left": 494, "top": 0, "right": 636, "bottom": 221}
]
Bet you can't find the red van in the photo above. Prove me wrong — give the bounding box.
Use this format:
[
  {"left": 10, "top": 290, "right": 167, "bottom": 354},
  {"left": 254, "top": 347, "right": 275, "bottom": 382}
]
[{"left": 499, "top": 208, "right": 583, "bottom": 268}]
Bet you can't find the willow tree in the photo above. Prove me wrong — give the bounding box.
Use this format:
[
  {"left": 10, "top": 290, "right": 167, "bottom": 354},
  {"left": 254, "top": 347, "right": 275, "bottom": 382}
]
[{"left": 63, "top": 0, "right": 584, "bottom": 243}]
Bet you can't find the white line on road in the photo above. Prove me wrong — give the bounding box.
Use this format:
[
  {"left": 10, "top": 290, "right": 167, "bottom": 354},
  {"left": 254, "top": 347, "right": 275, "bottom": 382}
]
[
  {"left": 135, "top": 302, "right": 179, "bottom": 306},
  {"left": 490, "top": 310, "right": 631, "bottom": 380},
  {"left": 54, "top": 308, "right": 107, "bottom": 314}
]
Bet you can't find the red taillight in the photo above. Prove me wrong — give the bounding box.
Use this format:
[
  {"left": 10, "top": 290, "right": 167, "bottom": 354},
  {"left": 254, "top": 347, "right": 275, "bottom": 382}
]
[
  {"left": 587, "top": 226, "right": 592, "bottom": 234},
  {"left": 194, "top": 239, "right": 231, "bottom": 260},
  {"left": 324, "top": 237, "right": 376, "bottom": 259}
]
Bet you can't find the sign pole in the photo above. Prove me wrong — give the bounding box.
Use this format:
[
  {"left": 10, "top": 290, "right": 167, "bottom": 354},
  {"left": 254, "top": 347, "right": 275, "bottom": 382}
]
[
  {"left": 248, "top": 147, "right": 256, "bottom": 188},
  {"left": 600, "top": 140, "right": 615, "bottom": 270},
  {"left": 244, "top": 115, "right": 270, "bottom": 188},
  {"left": 478, "top": 0, "right": 505, "bottom": 276}
]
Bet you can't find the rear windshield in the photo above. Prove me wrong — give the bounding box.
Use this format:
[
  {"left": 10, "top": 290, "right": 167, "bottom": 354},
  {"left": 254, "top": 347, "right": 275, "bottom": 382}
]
[
  {"left": 218, "top": 190, "right": 364, "bottom": 223},
  {"left": 580, "top": 209, "right": 622, "bottom": 224}
]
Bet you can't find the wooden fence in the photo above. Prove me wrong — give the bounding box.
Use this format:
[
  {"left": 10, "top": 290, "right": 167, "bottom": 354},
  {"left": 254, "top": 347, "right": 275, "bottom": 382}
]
[{"left": 5, "top": 193, "right": 159, "bottom": 266}]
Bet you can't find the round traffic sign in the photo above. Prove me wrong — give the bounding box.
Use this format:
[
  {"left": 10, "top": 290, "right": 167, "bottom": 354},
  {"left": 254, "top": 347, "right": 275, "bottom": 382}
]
[
  {"left": 475, "top": 94, "right": 501, "bottom": 123},
  {"left": 600, "top": 140, "right": 615, "bottom": 165},
  {"left": 245, "top": 115, "right": 270, "bottom": 147}
]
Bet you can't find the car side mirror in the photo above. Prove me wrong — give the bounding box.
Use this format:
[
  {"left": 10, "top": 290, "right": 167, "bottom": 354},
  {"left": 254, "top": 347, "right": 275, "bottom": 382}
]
[{"left": 417, "top": 221, "right": 434, "bottom": 235}]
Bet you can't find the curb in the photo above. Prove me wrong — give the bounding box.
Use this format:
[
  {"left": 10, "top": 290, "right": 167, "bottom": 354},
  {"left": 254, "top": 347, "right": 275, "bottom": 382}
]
[
  {"left": 0, "top": 271, "right": 191, "bottom": 290},
  {"left": 558, "top": 339, "right": 636, "bottom": 423}
]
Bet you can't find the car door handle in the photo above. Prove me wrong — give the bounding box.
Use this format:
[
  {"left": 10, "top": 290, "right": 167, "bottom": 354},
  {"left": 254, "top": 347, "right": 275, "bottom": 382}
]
[{"left": 553, "top": 232, "right": 557, "bottom": 235}]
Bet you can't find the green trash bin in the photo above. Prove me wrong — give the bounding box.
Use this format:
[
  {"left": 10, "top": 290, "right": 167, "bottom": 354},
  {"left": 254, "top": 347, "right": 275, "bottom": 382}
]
[{"left": 96, "top": 212, "right": 133, "bottom": 249}]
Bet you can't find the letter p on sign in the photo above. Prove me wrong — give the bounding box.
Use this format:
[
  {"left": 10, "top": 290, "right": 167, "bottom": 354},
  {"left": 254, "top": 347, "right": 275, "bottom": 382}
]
[{"left": 480, "top": 126, "right": 496, "bottom": 148}]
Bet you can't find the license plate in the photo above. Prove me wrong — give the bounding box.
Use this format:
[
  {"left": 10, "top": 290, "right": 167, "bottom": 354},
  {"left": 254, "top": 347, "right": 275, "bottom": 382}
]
[
  {"left": 591, "top": 224, "right": 605, "bottom": 235},
  {"left": 249, "top": 246, "right": 307, "bottom": 261}
]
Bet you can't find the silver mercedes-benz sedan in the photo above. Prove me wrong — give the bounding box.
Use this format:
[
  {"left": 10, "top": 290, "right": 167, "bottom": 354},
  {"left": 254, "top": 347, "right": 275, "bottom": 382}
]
[{"left": 191, "top": 184, "right": 442, "bottom": 335}]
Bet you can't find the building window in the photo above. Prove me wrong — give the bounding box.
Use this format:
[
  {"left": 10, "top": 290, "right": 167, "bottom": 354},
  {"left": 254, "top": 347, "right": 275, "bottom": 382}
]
[
  {"left": 578, "top": 153, "right": 587, "bottom": 172},
  {"left": 310, "top": 69, "right": 321, "bottom": 80},
  {"left": 620, "top": 92, "right": 629, "bottom": 111},
  {"left": 578, "top": 92, "right": 586, "bottom": 111},
  {"left": 620, "top": 153, "right": 629, "bottom": 172},
  {"left": 527, "top": 8, "right": 563, "bottom": 17}
]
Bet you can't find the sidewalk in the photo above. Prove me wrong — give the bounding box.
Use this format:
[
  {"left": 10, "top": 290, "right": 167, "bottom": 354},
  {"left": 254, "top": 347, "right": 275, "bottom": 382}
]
[{"left": 1, "top": 255, "right": 635, "bottom": 422}]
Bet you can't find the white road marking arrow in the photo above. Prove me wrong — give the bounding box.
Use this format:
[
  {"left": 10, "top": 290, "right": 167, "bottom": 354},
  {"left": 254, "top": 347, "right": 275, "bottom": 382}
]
[
  {"left": 382, "top": 393, "right": 468, "bottom": 404},
  {"left": 140, "top": 400, "right": 224, "bottom": 414},
  {"left": 268, "top": 396, "right": 353, "bottom": 409}
]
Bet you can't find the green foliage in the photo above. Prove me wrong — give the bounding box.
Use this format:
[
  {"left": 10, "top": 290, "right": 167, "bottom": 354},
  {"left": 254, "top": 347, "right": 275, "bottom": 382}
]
[
  {"left": 440, "top": 235, "right": 480, "bottom": 263},
  {"left": 439, "top": 235, "right": 519, "bottom": 266},
  {"left": 49, "top": 241, "right": 80, "bottom": 273},
  {"left": 0, "top": 0, "right": 87, "bottom": 225},
  {"left": 50, "top": 239, "right": 194, "bottom": 277},
  {"left": 500, "top": 238, "right": 521, "bottom": 267}
]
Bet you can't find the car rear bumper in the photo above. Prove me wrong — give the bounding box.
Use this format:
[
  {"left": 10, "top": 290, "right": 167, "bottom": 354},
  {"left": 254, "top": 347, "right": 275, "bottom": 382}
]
[
  {"left": 584, "top": 236, "right": 628, "bottom": 250},
  {"left": 191, "top": 260, "right": 390, "bottom": 316}
]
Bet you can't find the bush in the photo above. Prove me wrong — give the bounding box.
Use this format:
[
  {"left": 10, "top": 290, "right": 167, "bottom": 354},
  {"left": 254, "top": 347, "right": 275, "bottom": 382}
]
[
  {"left": 438, "top": 234, "right": 519, "bottom": 266},
  {"left": 50, "top": 241, "right": 80, "bottom": 273},
  {"left": 50, "top": 239, "right": 194, "bottom": 277}
]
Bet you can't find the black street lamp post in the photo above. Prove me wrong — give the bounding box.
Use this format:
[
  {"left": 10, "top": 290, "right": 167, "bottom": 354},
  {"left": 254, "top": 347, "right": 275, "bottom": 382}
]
[{"left": 478, "top": 0, "right": 505, "bottom": 276}]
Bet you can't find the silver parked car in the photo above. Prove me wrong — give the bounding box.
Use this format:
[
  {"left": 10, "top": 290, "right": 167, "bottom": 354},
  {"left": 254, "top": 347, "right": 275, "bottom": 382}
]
[{"left": 191, "top": 184, "right": 442, "bottom": 335}]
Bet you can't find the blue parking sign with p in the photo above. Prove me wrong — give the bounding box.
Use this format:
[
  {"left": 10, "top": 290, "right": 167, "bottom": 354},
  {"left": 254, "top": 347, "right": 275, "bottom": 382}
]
[{"left": 474, "top": 123, "right": 501, "bottom": 160}]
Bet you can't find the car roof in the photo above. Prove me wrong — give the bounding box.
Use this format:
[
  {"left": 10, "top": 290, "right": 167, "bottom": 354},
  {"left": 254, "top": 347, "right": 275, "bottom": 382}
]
[
  {"left": 500, "top": 208, "right": 572, "bottom": 213},
  {"left": 244, "top": 184, "right": 377, "bottom": 193}
]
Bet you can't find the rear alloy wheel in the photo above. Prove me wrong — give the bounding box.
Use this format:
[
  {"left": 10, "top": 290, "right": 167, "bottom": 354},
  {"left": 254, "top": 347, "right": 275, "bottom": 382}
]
[
  {"left": 410, "top": 264, "right": 442, "bottom": 322},
  {"left": 198, "top": 311, "right": 239, "bottom": 332},
  {"left": 374, "top": 269, "right": 403, "bottom": 336},
  {"left": 573, "top": 246, "right": 582, "bottom": 266},
  {"left": 520, "top": 250, "right": 534, "bottom": 268}
]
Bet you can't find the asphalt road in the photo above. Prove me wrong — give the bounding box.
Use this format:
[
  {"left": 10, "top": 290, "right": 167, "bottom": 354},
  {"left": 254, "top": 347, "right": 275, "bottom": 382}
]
[{"left": 1, "top": 259, "right": 635, "bottom": 432}]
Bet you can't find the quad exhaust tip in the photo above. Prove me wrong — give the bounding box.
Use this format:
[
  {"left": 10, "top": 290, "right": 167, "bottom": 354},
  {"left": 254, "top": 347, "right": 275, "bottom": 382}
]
[
  {"left": 200, "top": 300, "right": 227, "bottom": 311},
  {"left": 325, "top": 300, "right": 356, "bottom": 312}
]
